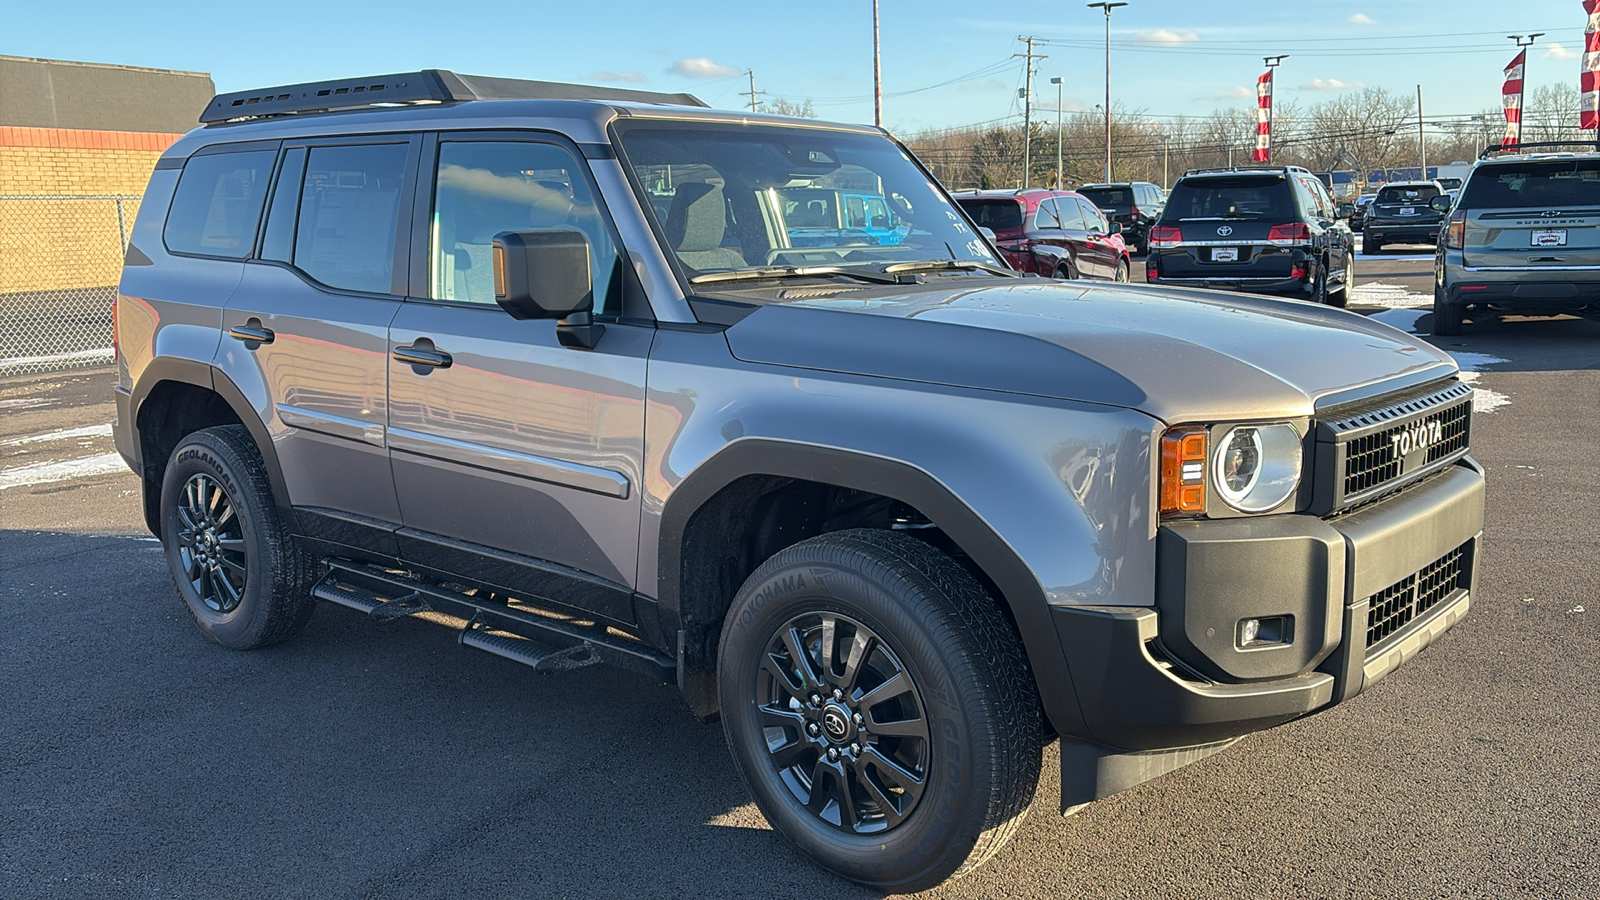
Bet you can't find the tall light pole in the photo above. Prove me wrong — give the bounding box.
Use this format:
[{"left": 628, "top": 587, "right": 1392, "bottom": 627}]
[
  {"left": 1161, "top": 133, "right": 1172, "bottom": 188},
  {"left": 1508, "top": 33, "right": 1543, "bottom": 144},
  {"left": 1051, "top": 76, "right": 1065, "bottom": 188},
  {"left": 1087, "top": 2, "right": 1127, "bottom": 182},
  {"left": 872, "top": 0, "right": 882, "bottom": 128},
  {"left": 1263, "top": 55, "right": 1288, "bottom": 163}
]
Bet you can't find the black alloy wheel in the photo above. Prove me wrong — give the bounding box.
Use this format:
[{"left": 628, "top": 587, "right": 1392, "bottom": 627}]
[
  {"left": 756, "top": 611, "right": 930, "bottom": 834},
  {"left": 160, "top": 425, "right": 316, "bottom": 649},
  {"left": 719, "top": 529, "right": 1041, "bottom": 892},
  {"left": 175, "top": 473, "right": 248, "bottom": 613}
]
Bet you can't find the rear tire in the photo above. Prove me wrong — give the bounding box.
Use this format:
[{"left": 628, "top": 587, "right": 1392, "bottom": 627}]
[
  {"left": 1432, "top": 287, "right": 1463, "bottom": 336},
  {"left": 1053, "top": 262, "right": 1077, "bottom": 280},
  {"left": 1362, "top": 238, "right": 1382, "bottom": 256},
  {"left": 718, "top": 529, "right": 1041, "bottom": 893},
  {"left": 160, "top": 425, "right": 316, "bottom": 650}
]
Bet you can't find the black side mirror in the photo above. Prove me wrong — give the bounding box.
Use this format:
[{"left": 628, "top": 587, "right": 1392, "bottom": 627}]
[
  {"left": 492, "top": 229, "right": 604, "bottom": 349},
  {"left": 1429, "top": 196, "right": 1452, "bottom": 212},
  {"left": 1109, "top": 222, "right": 1123, "bottom": 235},
  {"left": 1338, "top": 203, "right": 1356, "bottom": 218}
]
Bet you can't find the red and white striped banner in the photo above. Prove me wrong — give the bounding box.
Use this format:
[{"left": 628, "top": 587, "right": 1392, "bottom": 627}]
[
  {"left": 1582, "top": 1, "right": 1600, "bottom": 129},
  {"left": 1503, "top": 50, "right": 1525, "bottom": 147},
  {"left": 1252, "top": 69, "right": 1272, "bottom": 162}
]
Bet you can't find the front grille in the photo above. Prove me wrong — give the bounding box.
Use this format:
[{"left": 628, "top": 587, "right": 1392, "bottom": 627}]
[
  {"left": 1343, "top": 399, "right": 1472, "bottom": 496},
  {"left": 1365, "top": 543, "right": 1470, "bottom": 649},
  {"left": 1317, "top": 380, "right": 1475, "bottom": 511}
]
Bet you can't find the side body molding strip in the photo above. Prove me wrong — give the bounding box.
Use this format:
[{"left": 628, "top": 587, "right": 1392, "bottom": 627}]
[
  {"left": 276, "top": 404, "right": 386, "bottom": 447},
  {"left": 387, "top": 427, "right": 631, "bottom": 499}
]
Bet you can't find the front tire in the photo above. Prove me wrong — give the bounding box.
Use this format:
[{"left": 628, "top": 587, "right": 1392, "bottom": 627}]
[
  {"left": 160, "top": 425, "right": 315, "bottom": 650},
  {"left": 1053, "top": 261, "right": 1077, "bottom": 280},
  {"left": 1327, "top": 255, "right": 1351, "bottom": 307},
  {"left": 1114, "top": 259, "right": 1130, "bottom": 282},
  {"left": 718, "top": 529, "right": 1041, "bottom": 892}
]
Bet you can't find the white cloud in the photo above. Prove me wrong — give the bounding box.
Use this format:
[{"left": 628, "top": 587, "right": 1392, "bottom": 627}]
[
  {"left": 593, "top": 71, "right": 646, "bottom": 84},
  {"left": 1349, "top": 13, "right": 1375, "bottom": 25},
  {"left": 1135, "top": 29, "right": 1202, "bottom": 44},
  {"left": 668, "top": 58, "right": 740, "bottom": 79},
  {"left": 1299, "top": 78, "right": 1366, "bottom": 91},
  {"left": 1211, "top": 85, "right": 1254, "bottom": 99},
  {"left": 1544, "top": 43, "right": 1578, "bottom": 60}
]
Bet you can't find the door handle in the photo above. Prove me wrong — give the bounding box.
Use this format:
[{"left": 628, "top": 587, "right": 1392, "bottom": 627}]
[
  {"left": 228, "top": 323, "right": 275, "bottom": 345},
  {"left": 392, "top": 344, "right": 453, "bottom": 369}
]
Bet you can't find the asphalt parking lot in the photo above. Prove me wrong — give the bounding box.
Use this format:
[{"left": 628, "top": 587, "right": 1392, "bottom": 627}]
[{"left": 3, "top": 253, "right": 1597, "bottom": 899}]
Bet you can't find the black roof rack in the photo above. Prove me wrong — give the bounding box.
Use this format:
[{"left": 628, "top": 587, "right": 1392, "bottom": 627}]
[
  {"left": 1480, "top": 140, "right": 1600, "bottom": 159},
  {"left": 200, "top": 69, "right": 707, "bottom": 124},
  {"left": 1180, "top": 164, "right": 1308, "bottom": 177}
]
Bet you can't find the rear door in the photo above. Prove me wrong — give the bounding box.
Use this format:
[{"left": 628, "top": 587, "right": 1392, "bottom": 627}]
[
  {"left": 219, "top": 136, "right": 415, "bottom": 532},
  {"left": 384, "top": 132, "right": 651, "bottom": 623},
  {"left": 1460, "top": 159, "right": 1600, "bottom": 271}
]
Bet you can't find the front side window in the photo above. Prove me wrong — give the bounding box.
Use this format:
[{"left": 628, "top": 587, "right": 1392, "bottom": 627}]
[
  {"left": 1077, "top": 199, "right": 1107, "bottom": 232},
  {"left": 617, "top": 121, "right": 999, "bottom": 277},
  {"left": 429, "top": 140, "right": 619, "bottom": 310},
  {"left": 164, "top": 149, "right": 276, "bottom": 258},
  {"left": 293, "top": 143, "right": 409, "bottom": 294}
]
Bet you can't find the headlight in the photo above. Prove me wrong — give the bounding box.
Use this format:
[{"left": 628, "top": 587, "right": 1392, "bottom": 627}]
[{"left": 1212, "top": 424, "right": 1302, "bottom": 512}]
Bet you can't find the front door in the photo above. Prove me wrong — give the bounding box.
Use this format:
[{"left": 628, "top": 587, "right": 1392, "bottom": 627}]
[{"left": 386, "top": 134, "right": 651, "bottom": 624}]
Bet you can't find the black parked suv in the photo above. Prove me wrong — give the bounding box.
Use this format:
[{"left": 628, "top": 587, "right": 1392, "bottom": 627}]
[
  {"left": 1363, "top": 180, "right": 1447, "bottom": 253},
  {"left": 1146, "top": 165, "right": 1356, "bottom": 305},
  {"left": 112, "top": 70, "right": 1484, "bottom": 892},
  {"left": 1077, "top": 181, "right": 1164, "bottom": 253}
]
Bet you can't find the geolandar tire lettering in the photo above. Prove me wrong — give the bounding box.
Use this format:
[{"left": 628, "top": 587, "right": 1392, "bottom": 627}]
[
  {"left": 717, "top": 529, "right": 1041, "bottom": 893},
  {"left": 159, "top": 425, "right": 315, "bottom": 650}
]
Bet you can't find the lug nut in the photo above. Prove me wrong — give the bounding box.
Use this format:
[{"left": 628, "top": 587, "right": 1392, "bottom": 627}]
[
  {"left": 832, "top": 688, "right": 844, "bottom": 701},
  {"left": 810, "top": 693, "right": 823, "bottom": 706},
  {"left": 807, "top": 723, "right": 820, "bottom": 736},
  {"left": 853, "top": 712, "right": 864, "bottom": 726},
  {"left": 850, "top": 742, "right": 861, "bottom": 756},
  {"left": 827, "top": 748, "right": 839, "bottom": 761}
]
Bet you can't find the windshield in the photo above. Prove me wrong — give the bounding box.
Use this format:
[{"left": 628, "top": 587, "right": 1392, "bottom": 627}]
[
  {"left": 614, "top": 121, "right": 999, "bottom": 278},
  {"left": 954, "top": 198, "right": 1024, "bottom": 232},
  {"left": 1078, "top": 188, "right": 1129, "bottom": 209},
  {"left": 1460, "top": 159, "right": 1600, "bottom": 208},
  {"left": 1163, "top": 176, "right": 1290, "bottom": 220},
  {"left": 1376, "top": 185, "right": 1441, "bottom": 205}
]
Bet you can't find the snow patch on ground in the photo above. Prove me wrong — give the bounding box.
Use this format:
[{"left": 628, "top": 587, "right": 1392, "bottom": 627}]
[
  {"left": 1, "top": 423, "right": 114, "bottom": 446},
  {"left": 1369, "top": 308, "right": 1428, "bottom": 334},
  {"left": 0, "top": 453, "right": 128, "bottom": 491},
  {"left": 1350, "top": 281, "right": 1432, "bottom": 309},
  {"left": 0, "top": 348, "right": 114, "bottom": 376}
]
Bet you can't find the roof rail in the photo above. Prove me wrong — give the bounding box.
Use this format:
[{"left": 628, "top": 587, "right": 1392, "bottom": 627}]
[
  {"left": 1480, "top": 139, "right": 1600, "bottom": 159},
  {"left": 200, "top": 70, "right": 707, "bottom": 124},
  {"left": 1180, "top": 164, "right": 1306, "bottom": 177}
]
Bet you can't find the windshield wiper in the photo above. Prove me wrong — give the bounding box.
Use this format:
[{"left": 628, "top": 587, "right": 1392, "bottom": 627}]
[
  {"left": 690, "top": 265, "right": 903, "bottom": 286},
  {"left": 880, "top": 259, "right": 1016, "bottom": 278}
]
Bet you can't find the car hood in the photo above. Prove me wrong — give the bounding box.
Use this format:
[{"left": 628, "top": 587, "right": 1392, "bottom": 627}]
[{"left": 721, "top": 281, "right": 1457, "bottom": 423}]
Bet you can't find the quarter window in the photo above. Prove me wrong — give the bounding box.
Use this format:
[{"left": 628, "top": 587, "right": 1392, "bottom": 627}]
[
  {"left": 1035, "top": 200, "right": 1061, "bottom": 229},
  {"left": 430, "top": 141, "right": 620, "bottom": 310},
  {"left": 292, "top": 143, "right": 409, "bottom": 294},
  {"left": 163, "top": 150, "right": 276, "bottom": 258}
]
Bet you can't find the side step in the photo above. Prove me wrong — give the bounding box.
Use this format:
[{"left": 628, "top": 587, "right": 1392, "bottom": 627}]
[{"left": 311, "top": 560, "right": 675, "bottom": 685}]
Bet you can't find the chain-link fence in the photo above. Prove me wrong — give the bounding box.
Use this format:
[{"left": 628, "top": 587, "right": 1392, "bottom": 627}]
[{"left": 0, "top": 194, "right": 141, "bottom": 378}]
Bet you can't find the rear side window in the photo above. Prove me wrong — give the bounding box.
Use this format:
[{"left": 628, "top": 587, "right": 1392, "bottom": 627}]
[
  {"left": 1164, "top": 176, "right": 1291, "bottom": 220},
  {"left": 1376, "top": 185, "right": 1441, "bottom": 205},
  {"left": 163, "top": 150, "right": 276, "bottom": 258},
  {"left": 293, "top": 143, "right": 409, "bottom": 294},
  {"left": 1460, "top": 160, "right": 1600, "bottom": 208},
  {"left": 1034, "top": 199, "right": 1061, "bottom": 229},
  {"left": 957, "top": 199, "right": 1023, "bottom": 231}
]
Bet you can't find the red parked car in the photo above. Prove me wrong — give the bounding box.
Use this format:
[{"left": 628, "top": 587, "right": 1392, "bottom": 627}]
[{"left": 952, "top": 188, "right": 1132, "bottom": 282}]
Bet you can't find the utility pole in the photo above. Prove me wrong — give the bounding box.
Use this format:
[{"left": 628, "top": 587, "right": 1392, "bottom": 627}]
[
  {"left": 1087, "top": 2, "right": 1127, "bottom": 182},
  {"left": 1161, "top": 134, "right": 1172, "bottom": 188},
  {"left": 1052, "top": 76, "right": 1065, "bottom": 188},
  {"left": 1508, "top": 33, "right": 1543, "bottom": 145},
  {"left": 1263, "top": 55, "right": 1288, "bottom": 164},
  {"left": 873, "top": 0, "right": 883, "bottom": 128},
  {"left": 741, "top": 70, "right": 765, "bottom": 113},
  {"left": 1014, "top": 37, "right": 1047, "bottom": 188},
  {"left": 1417, "top": 85, "right": 1427, "bottom": 177}
]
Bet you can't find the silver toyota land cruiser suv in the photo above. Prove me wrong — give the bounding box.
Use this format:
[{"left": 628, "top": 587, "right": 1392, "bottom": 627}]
[
  {"left": 1433, "top": 142, "right": 1600, "bottom": 335},
  {"left": 113, "top": 70, "right": 1486, "bottom": 892}
]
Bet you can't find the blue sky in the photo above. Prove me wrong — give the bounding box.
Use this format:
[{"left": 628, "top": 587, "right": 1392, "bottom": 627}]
[{"left": 4, "top": 0, "right": 1587, "bottom": 134}]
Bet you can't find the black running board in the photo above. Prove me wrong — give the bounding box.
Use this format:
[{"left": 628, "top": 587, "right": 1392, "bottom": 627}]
[{"left": 312, "top": 560, "right": 675, "bottom": 684}]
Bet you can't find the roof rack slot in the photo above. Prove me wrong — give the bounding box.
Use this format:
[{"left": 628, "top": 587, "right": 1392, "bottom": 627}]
[{"left": 200, "top": 69, "right": 707, "bottom": 124}]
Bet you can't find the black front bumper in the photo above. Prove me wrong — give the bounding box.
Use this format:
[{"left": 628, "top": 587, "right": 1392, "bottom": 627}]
[{"left": 1050, "top": 463, "right": 1484, "bottom": 753}]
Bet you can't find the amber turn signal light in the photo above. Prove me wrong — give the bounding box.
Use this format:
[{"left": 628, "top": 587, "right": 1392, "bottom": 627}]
[{"left": 1160, "top": 426, "right": 1208, "bottom": 516}]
